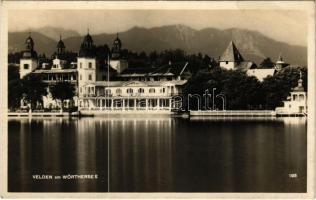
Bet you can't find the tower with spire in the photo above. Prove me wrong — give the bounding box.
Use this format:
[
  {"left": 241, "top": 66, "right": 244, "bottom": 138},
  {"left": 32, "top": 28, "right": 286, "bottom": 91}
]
[
  {"left": 109, "top": 33, "right": 128, "bottom": 73},
  {"left": 20, "top": 33, "right": 38, "bottom": 78}
]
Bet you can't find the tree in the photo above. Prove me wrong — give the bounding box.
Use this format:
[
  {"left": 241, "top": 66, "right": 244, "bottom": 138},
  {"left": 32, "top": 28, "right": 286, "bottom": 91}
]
[
  {"left": 261, "top": 66, "right": 307, "bottom": 109},
  {"left": 8, "top": 79, "right": 24, "bottom": 110},
  {"left": 8, "top": 64, "right": 20, "bottom": 81},
  {"left": 183, "top": 67, "right": 264, "bottom": 110},
  {"left": 21, "top": 74, "right": 48, "bottom": 110},
  {"left": 50, "top": 81, "right": 76, "bottom": 110},
  {"left": 259, "top": 57, "right": 275, "bottom": 69}
]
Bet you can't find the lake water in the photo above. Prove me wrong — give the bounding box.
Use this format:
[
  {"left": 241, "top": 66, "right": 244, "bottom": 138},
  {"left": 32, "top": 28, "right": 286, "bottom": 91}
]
[{"left": 8, "top": 116, "right": 307, "bottom": 192}]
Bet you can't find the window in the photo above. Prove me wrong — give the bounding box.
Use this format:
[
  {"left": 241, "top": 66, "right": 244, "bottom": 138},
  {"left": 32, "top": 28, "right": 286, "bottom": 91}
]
[
  {"left": 89, "top": 62, "right": 92, "bottom": 68},
  {"left": 80, "top": 74, "right": 82, "bottom": 80},
  {"left": 88, "top": 74, "right": 92, "bottom": 81},
  {"left": 23, "top": 64, "right": 29, "bottom": 69},
  {"left": 102, "top": 75, "right": 107, "bottom": 81},
  {"left": 80, "top": 88, "right": 82, "bottom": 93},
  {"left": 116, "top": 89, "right": 122, "bottom": 95},
  {"left": 127, "top": 88, "right": 133, "bottom": 94},
  {"left": 149, "top": 88, "right": 155, "bottom": 93},
  {"left": 105, "top": 89, "right": 111, "bottom": 95},
  {"left": 138, "top": 88, "right": 144, "bottom": 93},
  {"left": 163, "top": 88, "right": 165, "bottom": 93},
  {"left": 80, "top": 62, "right": 82, "bottom": 69},
  {"left": 293, "top": 94, "right": 298, "bottom": 101},
  {"left": 226, "top": 61, "right": 228, "bottom": 64}
]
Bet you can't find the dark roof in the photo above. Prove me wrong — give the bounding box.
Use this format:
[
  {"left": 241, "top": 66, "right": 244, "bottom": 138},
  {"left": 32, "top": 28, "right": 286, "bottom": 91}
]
[
  {"left": 25, "top": 36, "right": 34, "bottom": 49},
  {"left": 79, "top": 33, "right": 96, "bottom": 57},
  {"left": 57, "top": 39, "right": 65, "bottom": 49},
  {"left": 83, "top": 33, "right": 93, "bottom": 45},
  {"left": 117, "top": 62, "right": 189, "bottom": 77},
  {"left": 235, "top": 61, "right": 257, "bottom": 71},
  {"left": 149, "top": 62, "right": 189, "bottom": 76},
  {"left": 219, "top": 41, "right": 244, "bottom": 62},
  {"left": 120, "top": 67, "right": 155, "bottom": 75}
]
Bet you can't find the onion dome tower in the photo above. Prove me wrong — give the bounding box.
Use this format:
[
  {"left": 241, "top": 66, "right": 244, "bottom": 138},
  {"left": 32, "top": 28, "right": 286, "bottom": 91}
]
[
  {"left": 79, "top": 30, "right": 96, "bottom": 58},
  {"left": 109, "top": 33, "right": 128, "bottom": 73},
  {"left": 111, "top": 33, "right": 122, "bottom": 60},
  {"left": 56, "top": 35, "right": 66, "bottom": 55},
  {"left": 20, "top": 33, "right": 38, "bottom": 78},
  {"left": 77, "top": 29, "right": 97, "bottom": 99},
  {"left": 52, "top": 35, "right": 67, "bottom": 69},
  {"left": 22, "top": 33, "right": 38, "bottom": 59},
  {"left": 293, "top": 71, "right": 305, "bottom": 92}
]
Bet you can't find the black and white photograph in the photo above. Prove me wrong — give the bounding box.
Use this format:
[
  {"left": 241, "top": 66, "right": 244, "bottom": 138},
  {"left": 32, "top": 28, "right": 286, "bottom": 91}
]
[{"left": 1, "top": 1, "right": 314, "bottom": 198}]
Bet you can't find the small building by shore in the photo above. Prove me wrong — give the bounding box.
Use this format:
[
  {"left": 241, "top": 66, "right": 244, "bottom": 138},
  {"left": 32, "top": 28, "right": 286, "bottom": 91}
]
[{"left": 275, "top": 72, "right": 307, "bottom": 116}]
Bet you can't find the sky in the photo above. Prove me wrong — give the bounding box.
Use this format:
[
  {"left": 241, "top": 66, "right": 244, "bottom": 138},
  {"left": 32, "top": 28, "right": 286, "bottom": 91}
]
[{"left": 8, "top": 9, "right": 307, "bottom": 46}]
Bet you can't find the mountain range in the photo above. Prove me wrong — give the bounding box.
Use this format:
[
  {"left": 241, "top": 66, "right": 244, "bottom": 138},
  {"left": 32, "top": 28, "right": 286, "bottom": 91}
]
[{"left": 8, "top": 25, "right": 307, "bottom": 66}]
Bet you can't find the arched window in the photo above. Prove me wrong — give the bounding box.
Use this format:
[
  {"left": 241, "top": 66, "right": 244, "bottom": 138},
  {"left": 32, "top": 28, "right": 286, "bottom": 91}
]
[
  {"left": 116, "top": 88, "right": 122, "bottom": 95},
  {"left": 105, "top": 89, "right": 111, "bottom": 95},
  {"left": 299, "top": 94, "right": 305, "bottom": 101},
  {"left": 293, "top": 94, "right": 298, "bottom": 101},
  {"left": 23, "top": 64, "right": 29, "bottom": 69},
  {"left": 127, "top": 88, "right": 133, "bottom": 94},
  {"left": 149, "top": 88, "right": 155, "bottom": 93},
  {"left": 138, "top": 88, "right": 145, "bottom": 93}
]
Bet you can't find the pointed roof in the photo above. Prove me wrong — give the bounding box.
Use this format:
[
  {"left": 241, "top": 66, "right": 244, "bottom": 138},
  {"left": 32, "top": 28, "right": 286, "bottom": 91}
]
[
  {"left": 276, "top": 52, "right": 287, "bottom": 64},
  {"left": 219, "top": 41, "right": 244, "bottom": 62}
]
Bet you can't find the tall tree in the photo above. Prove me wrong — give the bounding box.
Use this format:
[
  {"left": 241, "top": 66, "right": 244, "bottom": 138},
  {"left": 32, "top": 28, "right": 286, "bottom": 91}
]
[
  {"left": 50, "top": 81, "right": 76, "bottom": 110},
  {"left": 21, "top": 74, "right": 48, "bottom": 110},
  {"left": 259, "top": 57, "right": 275, "bottom": 69},
  {"left": 261, "top": 66, "right": 307, "bottom": 109},
  {"left": 8, "top": 79, "right": 24, "bottom": 110}
]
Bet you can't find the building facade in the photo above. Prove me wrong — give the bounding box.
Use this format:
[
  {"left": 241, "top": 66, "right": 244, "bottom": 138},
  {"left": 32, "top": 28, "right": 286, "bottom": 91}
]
[{"left": 19, "top": 32, "right": 191, "bottom": 113}]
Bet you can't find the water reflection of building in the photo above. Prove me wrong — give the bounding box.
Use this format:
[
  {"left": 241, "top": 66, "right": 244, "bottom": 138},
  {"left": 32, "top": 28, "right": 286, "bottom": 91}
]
[{"left": 276, "top": 72, "right": 307, "bottom": 115}]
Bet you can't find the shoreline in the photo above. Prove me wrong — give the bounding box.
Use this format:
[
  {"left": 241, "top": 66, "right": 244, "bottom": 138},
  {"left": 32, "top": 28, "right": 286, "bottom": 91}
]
[{"left": 7, "top": 110, "right": 307, "bottom": 118}]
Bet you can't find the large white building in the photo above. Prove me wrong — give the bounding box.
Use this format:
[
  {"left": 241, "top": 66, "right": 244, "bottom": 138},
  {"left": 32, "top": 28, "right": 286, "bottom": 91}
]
[{"left": 19, "top": 32, "right": 191, "bottom": 113}]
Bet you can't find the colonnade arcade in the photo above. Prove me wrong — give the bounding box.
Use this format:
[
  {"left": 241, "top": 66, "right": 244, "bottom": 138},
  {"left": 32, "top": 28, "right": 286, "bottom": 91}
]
[{"left": 79, "top": 97, "right": 173, "bottom": 111}]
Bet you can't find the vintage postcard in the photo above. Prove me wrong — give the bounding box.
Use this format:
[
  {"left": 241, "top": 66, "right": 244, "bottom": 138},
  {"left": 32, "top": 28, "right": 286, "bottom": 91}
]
[{"left": 0, "top": 1, "right": 314, "bottom": 199}]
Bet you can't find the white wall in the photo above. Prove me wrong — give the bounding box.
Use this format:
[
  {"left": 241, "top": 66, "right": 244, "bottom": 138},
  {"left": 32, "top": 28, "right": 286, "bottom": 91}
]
[
  {"left": 20, "top": 58, "right": 38, "bottom": 78},
  {"left": 77, "top": 57, "right": 97, "bottom": 96},
  {"left": 219, "top": 61, "right": 235, "bottom": 70},
  {"left": 110, "top": 60, "right": 128, "bottom": 73}
]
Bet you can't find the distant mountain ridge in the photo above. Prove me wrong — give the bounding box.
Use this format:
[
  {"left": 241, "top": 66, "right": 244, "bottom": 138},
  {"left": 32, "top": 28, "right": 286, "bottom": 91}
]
[{"left": 8, "top": 25, "right": 307, "bottom": 66}]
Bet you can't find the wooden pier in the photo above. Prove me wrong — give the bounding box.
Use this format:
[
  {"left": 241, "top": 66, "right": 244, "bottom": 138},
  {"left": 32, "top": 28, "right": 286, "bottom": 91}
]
[{"left": 190, "top": 110, "right": 277, "bottom": 117}]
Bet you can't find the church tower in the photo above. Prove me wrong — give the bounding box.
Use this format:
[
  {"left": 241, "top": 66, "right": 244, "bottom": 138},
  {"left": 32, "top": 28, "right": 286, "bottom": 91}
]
[
  {"left": 20, "top": 33, "right": 38, "bottom": 79},
  {"left": 110, "top": 33, "right": 128, "bottom": 73},
  {"left": 77, "top": 30, "right": 97, "bottom": 97},
  {"left": 219, "top": 41, "right": 244, "bottom": 70}
]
